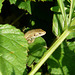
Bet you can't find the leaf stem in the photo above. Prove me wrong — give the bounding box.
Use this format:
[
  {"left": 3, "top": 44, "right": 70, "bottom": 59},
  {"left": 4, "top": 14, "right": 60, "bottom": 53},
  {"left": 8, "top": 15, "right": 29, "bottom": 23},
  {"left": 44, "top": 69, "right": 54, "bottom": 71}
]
[
  {"left": 68, "top": 0, "right": 75, "bottom": 26},
  {"left": 28, "top": 29, "right": 70, "bottom": 75}
]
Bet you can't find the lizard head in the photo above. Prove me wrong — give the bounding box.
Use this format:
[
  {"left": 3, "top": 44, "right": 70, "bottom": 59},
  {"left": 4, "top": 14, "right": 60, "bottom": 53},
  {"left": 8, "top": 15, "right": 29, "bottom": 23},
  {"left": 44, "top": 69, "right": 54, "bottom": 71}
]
[{"left": 32, "top": 29, "right": 46, "bottom": 38}]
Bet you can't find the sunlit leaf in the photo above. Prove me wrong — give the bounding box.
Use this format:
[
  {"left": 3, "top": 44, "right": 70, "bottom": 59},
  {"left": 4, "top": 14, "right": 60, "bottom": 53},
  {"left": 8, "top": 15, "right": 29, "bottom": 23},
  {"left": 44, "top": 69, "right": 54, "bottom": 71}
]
[
  {"left": 0, "top": 24, "right": 28, "bottom": 75},
  {"left": 0, "top": 0, "right": 3, "bottom": 13},
  {"left": 9, "top": 0, "right": 17, "bottom": 4},
  {"left": 52, "top": 14, "right": 68, "bottom": 36}
]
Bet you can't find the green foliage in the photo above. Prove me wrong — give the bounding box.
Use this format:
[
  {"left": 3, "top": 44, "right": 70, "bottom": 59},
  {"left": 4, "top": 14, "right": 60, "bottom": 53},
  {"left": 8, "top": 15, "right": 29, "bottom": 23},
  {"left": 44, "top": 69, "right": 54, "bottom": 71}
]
[
  {"left": 46, "top": 0, "right": 75, "bottom": 75},
  {"left": 0, "top": 0, "right": 53, "bottom": 14},
  {"left": 0, "top": 0, "right": 75, "bottom": 75},
  {"left": 0, "top": 0, "right": 3, "bottom": 13},
  {"left": 0, "top": 24, "right": 28, "bottom": 75},
  {"left": 27, "top": 37, "right": 47, "bottom": 66},
  {"left": 47, "top": 41, "right": 75, "bottom": 74},
  {"left": 9, "top": 0, "right": 17, "bottom": 4},
  {"left": 15, "top": 0, "right": 31, "bottom": 14},
  {"left": 39, "top": 0, "right": 53, "bottom": 1},
  {"left": 52, "top": 14, "right": 68, "bottom": 36},
  {"left": 50, "top": 6, "right": 69, "bottom": 13},
  {"left": 35, "top": 72, "right": 41, "bottom": 75}
]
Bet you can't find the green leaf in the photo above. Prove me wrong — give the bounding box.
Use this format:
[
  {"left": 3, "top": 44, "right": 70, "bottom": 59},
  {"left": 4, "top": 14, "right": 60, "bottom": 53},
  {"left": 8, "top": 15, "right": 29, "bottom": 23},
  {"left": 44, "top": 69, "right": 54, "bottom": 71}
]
[
  {"left": 67, "top": 31, "right": 75, "bottom": 39},
  {"left": 50, "top": 6, "right": 61, "bottom": 12},
  {"left": 9, "top": 0, "right": 31, "bottom": 14},
  {"left": 50, "top": 6, "right": 69, "bottom": 13},
  {"left": 70, "top": 18, "right": 75, "bottom": 26},
  {"left": 0, "top": 0, "right": 3, "bottom": 13},
  {"left": 35, "top": 72, "right": 41, "bottom": 75},
  {"left": 27, "top": 37, "right": 47, "bottom": 66},
  {"left": 32, "top": 0, "right": 53, "bottom": 1},
  {"left": 16, "top": 0, "right": 31, "bottom": 14},
  {"left": 67, "top": 0, "right": 71, "bottom": 3},
  {"left": 67, "top": 18, "right": 75, "bottom": 39},
  {"left": 0, "top": 24, "right": 28, "bottom": 75},
  {"left": 47, "top": 41, "right": 75, "bottom": 75},
  {"left": 31, "top": 20, "right": 35, "bottom": 26},
  {"left": 52, "top": 13, "right": 75, "bottom": 39},
  {"left": 9, "top": 0, "right": 17, "bottom": 4},
  {"left": 52, "top": 14, "right": 69, "bottom": 36},
  {"left": 40, "top": 0, "right": 53, "bottom": 1}
]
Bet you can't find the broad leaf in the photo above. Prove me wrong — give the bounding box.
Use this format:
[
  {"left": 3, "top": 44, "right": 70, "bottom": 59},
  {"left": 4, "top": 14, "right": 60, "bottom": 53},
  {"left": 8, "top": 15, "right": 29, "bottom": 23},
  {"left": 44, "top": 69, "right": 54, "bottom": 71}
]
[
  {"left": 27, "top": 37, "right": 47, "bottom": 66},
  {"left": 0, "top": 24, "right": 28, "bottom": 75}
]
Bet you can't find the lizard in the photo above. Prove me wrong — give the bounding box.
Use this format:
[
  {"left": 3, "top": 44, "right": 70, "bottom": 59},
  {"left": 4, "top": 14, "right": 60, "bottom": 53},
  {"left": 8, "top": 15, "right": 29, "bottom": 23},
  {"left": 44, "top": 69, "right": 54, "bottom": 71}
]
[{"left": 24, "top": 29, "right": 46, "bottom": 43}]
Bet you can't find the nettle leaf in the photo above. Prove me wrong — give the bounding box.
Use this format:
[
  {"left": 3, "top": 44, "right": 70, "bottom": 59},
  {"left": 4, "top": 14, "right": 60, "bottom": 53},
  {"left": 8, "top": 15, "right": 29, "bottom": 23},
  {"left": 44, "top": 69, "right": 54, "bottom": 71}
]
[
  {"left": 47, "top": 41, "right": 75, "bottom": 75},
  {"left": 27, "top": 37, "right": 47, "bottom": 66},
  {"left": 9, "top": 0, "right": 17, "bottom": 4},
  {"left": 16, "top": 0, "right": 31, "bottom": 14},
  {"left": 0, "top": 24, "right": 28, "bottom": 75},
  {"left": 9, "top": 0, "right": 31, "bottom": 14},
  {"left": 17, "top": 0, "right": 31, "bottom": 14}
]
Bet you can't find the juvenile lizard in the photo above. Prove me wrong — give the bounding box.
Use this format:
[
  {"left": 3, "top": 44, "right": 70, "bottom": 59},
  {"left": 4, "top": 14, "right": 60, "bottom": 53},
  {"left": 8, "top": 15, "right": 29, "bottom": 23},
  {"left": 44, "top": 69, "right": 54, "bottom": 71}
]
[{"left": 24, "top": 29, "right": 46, "bottom": 43}]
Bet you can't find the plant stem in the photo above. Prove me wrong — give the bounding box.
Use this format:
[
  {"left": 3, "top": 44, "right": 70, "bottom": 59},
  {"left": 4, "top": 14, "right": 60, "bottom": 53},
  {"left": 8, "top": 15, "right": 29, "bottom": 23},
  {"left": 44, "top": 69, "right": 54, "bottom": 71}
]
[
  {"left": 68, "top": 0, "right": 75, "bottom": 26},
  {"left": 11, "top": 13, "right": 25, "bottom": 25},
  {"left": 28, "top": 29, "right": 70, "bottom": 75},
  {"left": 57, "top": 0, "right": 67, "bottom": 29}
]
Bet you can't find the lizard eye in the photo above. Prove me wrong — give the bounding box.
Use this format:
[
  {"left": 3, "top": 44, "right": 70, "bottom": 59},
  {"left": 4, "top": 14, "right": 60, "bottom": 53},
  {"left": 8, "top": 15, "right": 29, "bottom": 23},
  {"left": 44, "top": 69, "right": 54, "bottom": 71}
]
[
  {"left": 34, "top": 34, "right": 35, "bottom": 36},
  {"left": 39, "top": 33, "right": 41, "bottom": 34}
]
